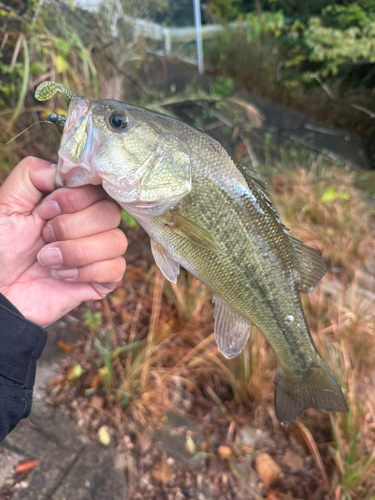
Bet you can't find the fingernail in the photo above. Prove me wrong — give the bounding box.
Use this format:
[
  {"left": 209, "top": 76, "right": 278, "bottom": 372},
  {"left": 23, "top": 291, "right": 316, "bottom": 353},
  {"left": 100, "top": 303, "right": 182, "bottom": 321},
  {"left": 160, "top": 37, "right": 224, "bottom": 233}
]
[
  {"left": 43, "top": 224, "right": 56, "bottom": 242},
  {"left": 39, "top": 200, "right": 61, "bottom": 219},
  {"left": 37, "top": 247, "right": 63, "bottom": 266},
  {"left": 51, "top": 268, "right": 78, "bottom": 280}
]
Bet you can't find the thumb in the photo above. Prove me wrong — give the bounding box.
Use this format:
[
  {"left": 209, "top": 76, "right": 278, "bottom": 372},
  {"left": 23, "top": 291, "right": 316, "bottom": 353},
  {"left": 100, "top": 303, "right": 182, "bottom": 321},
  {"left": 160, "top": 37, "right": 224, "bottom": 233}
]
[{"left": 0, "top": 156, "right": 57, "bottom": 216}]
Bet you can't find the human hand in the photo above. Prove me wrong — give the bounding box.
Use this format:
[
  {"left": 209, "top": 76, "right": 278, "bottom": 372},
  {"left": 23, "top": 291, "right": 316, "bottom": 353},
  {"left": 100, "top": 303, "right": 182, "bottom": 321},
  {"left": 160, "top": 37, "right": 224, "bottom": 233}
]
[{"left": 0, "top": 156, "right": 127, "bottom": 327}]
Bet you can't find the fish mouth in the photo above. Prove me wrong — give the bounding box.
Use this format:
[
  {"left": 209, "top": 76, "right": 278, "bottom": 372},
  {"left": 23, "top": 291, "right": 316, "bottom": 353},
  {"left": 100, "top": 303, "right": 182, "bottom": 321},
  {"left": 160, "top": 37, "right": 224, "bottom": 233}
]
[
  {"left": 56, "top": 158, "right": 102, "bottom": 187},
  {"left": 56, "top": 98, "right": 102, "bottom": 187}
]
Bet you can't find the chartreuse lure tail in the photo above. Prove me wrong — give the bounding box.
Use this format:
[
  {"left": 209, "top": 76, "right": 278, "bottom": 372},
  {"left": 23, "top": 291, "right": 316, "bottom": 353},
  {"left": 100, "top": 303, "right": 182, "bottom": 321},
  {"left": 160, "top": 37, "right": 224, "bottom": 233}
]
[{"left": 35, "top": 82, "right": 77, "bottom": 134}]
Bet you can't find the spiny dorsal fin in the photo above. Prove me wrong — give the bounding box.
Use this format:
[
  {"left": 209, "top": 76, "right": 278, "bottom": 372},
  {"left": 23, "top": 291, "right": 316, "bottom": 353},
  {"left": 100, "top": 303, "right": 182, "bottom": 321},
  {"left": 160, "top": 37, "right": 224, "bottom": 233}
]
[
  {"left": 213, "top": 295, "right": 252, "bottom": 359},
  {"left": 233, "top": 159, "right": 271, "bottom": 198},
  {"left": 233, "top": 159, "right": 288, "bottom": 230},
  {"left": 288, "top": 234, "right": 326, "bottom": 294},
  {"left": 232, "top": 159, "right": 325, "bottom": 292}
]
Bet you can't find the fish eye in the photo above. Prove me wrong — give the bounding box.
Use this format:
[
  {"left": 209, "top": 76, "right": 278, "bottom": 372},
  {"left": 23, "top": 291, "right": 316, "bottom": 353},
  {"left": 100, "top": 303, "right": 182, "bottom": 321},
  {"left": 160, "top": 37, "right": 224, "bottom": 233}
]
[{"left": 109, "top": 113, "right": 128, "bottom": 130}]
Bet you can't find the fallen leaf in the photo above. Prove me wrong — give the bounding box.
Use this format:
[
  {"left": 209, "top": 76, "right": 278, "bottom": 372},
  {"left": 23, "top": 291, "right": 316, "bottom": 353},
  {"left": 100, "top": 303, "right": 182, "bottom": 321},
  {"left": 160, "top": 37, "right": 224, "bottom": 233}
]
[
  {"left": 255, "top": 453, "right": 281, "bottom": 489},
  {"left": 135, "top": 429, "right": 151, "bottom": 454},
  {"left": 241, "top": 444, "right": 253, "bottom": 454},
  {"left": 90, "top": 372, "right": 104, "bottom": 389},
  {"left": 98, "top": 426, "right": 111, "bottom": 446},
  {"left": 126, "top": 267, "right": 144, "bottom": 285},
  {"left": 185, "top": 435, "right": 196, "bottom": 455},
  {"left": 15, "top": 460, "right": 39, "bottom": 474},
  {"left": 218, "top": 445, "right": 232, "bottom": 460},
  {"left": 57, "top": 340, "right": 72, "bottom": 354},
  {"left": 109, "top": 287, "right": 127, "bottom": 306},
  {"left": 120, "top": 311, "right": 133, "bottom": 324},
  {"left": 199, "top": 440, "right": 211, "bottom": 453},
  {"left": 282, "top": 448, "right": 303, "bottom": 471},
  {"left": 90, "top": 395, "right": 104, "bottom": 409},
  {"left": 48, "top": 374, "right": 65, "bottom": 387},
  {"left": 67, "top": 364, "right": 82, "bottom": 381},
  {"left": 151, "top": 453, "right": 173, "bottom": 484}
]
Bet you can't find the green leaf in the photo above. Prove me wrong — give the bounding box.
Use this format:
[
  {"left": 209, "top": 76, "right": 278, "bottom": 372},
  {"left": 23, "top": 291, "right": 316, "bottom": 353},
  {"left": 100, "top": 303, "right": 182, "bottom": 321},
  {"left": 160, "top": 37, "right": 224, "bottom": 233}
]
[
  {"left": 53, "top": 38, "right": 70, "bottom": 57},
  {"left": 121, "top": 210, "right": 139, "bottom": 227},
  {"left": 72, "top": 364, "right": 83, "bottom": 379},
  {"left": 112, "top": 340, "right": 144, "bottom": 359},
  {"left": 56, "top": 55, "right": 69, "bottom": 74},
  {"left": 84, "top": 309, "right": 102, "bottom": 329},
  {"left": 338, "top": 192, "right": 350, "bottom": 200},
  {"left": 30, "top": 61, "right": 47, "bottom": 75},
  {"left": 321, "top": 187, "right": 337, "bottom": 202},
  {"left": 210, "top": 76, "right": 234, "bottom": 98}
]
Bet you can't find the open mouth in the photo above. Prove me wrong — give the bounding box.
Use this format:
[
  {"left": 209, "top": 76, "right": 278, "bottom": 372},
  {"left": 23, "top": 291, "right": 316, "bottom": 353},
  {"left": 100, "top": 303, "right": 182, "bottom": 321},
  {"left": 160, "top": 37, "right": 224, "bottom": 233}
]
[{"left": 56, "top": 98, "right": 101, "bottom": 187}]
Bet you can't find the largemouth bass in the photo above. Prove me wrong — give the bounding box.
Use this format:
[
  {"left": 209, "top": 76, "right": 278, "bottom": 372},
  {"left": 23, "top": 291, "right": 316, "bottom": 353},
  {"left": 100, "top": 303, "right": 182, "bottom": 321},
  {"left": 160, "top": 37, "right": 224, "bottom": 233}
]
[{"left": 35, "top": 82, "right": 348, "bottom": 423}]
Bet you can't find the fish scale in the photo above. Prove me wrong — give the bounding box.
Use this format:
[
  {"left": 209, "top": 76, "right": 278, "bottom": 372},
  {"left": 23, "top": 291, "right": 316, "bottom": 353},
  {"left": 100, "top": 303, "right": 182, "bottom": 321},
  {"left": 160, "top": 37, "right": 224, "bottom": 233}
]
[
  {"left": 141, "top": 164, "right": 310, "bottom": 369},
  {"left": 35, "top": 81, "right": 349, "bottom": 424}
]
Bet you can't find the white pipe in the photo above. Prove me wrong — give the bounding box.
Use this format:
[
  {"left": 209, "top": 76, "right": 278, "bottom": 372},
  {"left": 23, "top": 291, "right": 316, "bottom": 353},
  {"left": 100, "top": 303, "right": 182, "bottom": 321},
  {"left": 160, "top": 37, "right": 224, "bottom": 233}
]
[{"left": 193, "top": 0, "right": 204, "bottom": 74}]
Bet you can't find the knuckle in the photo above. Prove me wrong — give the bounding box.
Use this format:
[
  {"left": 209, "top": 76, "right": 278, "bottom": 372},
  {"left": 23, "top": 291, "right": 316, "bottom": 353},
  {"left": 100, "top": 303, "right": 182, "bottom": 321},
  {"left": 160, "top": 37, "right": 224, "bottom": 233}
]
[
  {"left": 56, "top": 186, "right": 99, "bottom": 213},
  {"left": 54, "top": 215, "right": 69, "bottom": 239},
  {"left": 57, "top": 189, "right": 73, "bottom": 211},
  {"left": 71, "top": 241, "right": 87, "bottom": 264},
  {"left": 65, "top": 188, "right": 90, "bottom": 212},
  {"left": 99, "top": 200, "right": 121, "bottom": 226}
]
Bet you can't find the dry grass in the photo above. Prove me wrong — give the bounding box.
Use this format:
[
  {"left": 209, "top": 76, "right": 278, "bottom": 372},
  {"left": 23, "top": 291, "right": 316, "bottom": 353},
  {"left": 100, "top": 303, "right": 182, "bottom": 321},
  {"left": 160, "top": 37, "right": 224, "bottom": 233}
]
[
  {"left": 272, "top": 166, "right": 375, "bottom": 499},
  {"left": 48, "top": 166, "right": 375, "bottom": 498}
]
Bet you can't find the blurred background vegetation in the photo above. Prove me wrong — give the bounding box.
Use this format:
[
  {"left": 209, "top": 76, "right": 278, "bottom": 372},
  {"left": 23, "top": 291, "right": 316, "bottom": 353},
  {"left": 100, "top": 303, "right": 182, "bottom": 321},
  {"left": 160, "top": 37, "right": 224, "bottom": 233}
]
[{"left": 1, "top": 1, "right": 375, "bottom": 499}]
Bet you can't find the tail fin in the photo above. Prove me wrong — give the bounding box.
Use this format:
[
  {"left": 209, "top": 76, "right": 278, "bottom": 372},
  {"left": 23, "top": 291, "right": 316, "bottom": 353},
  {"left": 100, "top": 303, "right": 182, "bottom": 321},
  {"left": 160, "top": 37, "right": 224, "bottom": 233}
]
[{"left": 274, "top": 358, "right": 349, "bottom": 425}]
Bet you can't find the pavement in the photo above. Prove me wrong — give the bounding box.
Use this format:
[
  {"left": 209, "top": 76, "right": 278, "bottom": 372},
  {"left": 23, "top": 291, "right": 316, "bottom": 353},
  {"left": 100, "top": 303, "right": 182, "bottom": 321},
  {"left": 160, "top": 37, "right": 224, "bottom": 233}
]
[
  {"left": 0, "top": 321, "right": 207, "bottom": 500},
  {"left": 0, "top": 326, "right": 129, "bottom": 500}
]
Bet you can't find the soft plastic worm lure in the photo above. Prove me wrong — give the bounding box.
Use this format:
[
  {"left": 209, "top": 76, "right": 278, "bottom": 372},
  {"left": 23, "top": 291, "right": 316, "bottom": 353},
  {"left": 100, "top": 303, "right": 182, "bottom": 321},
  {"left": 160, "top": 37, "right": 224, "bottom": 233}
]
[{"left": 35, "top": 81, "right": 78, "bottom": 134}]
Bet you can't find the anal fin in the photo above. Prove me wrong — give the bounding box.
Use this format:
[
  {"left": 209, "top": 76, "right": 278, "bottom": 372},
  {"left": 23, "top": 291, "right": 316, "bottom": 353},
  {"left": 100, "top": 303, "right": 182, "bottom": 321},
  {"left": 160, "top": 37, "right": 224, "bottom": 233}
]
[
  {"left": 151, "top": 239, "right": 180, "bottom": 284},
  {"left": 213, "top": 295, "right": 252, "bottom": 359}
]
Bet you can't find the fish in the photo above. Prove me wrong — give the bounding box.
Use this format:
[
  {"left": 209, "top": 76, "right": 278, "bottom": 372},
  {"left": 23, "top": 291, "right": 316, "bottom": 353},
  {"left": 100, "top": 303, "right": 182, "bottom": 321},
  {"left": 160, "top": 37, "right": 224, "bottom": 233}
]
[{"left": 35, "top": 82, "right": 348, "bottom": 424}]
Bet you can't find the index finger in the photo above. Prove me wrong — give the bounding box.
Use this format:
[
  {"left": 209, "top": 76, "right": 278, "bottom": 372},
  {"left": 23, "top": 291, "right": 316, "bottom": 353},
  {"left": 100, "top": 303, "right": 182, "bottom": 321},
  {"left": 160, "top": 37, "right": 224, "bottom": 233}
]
[{"left": 39, "top": 184, "right": 108, "bottom": 219}]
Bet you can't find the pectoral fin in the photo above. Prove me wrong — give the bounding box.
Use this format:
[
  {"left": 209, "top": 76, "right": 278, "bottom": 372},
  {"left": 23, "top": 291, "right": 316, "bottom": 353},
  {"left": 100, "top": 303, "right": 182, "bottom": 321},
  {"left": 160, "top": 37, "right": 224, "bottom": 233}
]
[
  {"left": 288, "top": 235, "right": 327, "bottom": 294},
  {"left": 151, "top": 239, "right": 180, "bottom": 284},
  {"left": 169, "top": 213, "right": 223, "bottom": 255},
  {"left": 213, "top": 295, "right": 252, "bottom": 359}
]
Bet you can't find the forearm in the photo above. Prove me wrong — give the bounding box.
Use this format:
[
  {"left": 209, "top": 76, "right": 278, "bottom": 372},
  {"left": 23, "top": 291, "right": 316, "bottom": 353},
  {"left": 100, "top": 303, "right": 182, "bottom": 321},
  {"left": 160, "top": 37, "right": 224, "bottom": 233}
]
[{"left": 0, "top": 294, "right": 47, "bottom": 442}]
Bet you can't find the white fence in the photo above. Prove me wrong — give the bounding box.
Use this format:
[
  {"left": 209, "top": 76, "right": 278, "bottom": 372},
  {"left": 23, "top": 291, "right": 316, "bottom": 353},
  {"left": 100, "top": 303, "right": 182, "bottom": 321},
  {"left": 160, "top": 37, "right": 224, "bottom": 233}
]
[{"left": 72, "top": 0, "right": 243, "bottom": 74}]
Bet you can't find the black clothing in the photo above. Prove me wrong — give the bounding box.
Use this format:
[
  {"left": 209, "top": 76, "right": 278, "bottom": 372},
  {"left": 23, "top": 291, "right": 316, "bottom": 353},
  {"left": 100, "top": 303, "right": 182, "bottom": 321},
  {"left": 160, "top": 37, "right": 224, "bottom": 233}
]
[{"left": 0, "top": 293, "right": 47, "bottom": 442}]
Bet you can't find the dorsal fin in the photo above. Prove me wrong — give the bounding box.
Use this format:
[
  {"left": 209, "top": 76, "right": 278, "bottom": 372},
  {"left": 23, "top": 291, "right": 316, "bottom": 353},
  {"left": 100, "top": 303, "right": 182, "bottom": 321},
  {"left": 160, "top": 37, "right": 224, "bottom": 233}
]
[
  {"left": 232, "top": 159, "right": 326, "bottom": 293},
  {"left": 288, "top": 234, "right": 326, "bottom": 293},
  {"left": 233, "top": 159, "right": 270, "bottom": 197},
  {"left": 232, "top": 159, "right": 288, "bottom": 230}
]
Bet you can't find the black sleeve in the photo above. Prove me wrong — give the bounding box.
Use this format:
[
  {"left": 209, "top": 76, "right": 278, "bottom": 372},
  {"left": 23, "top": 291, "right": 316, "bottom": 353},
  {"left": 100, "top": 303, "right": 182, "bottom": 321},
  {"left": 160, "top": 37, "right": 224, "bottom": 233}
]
[{"left": 0, "top": 293, "right": 47, "bottom": 442}]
